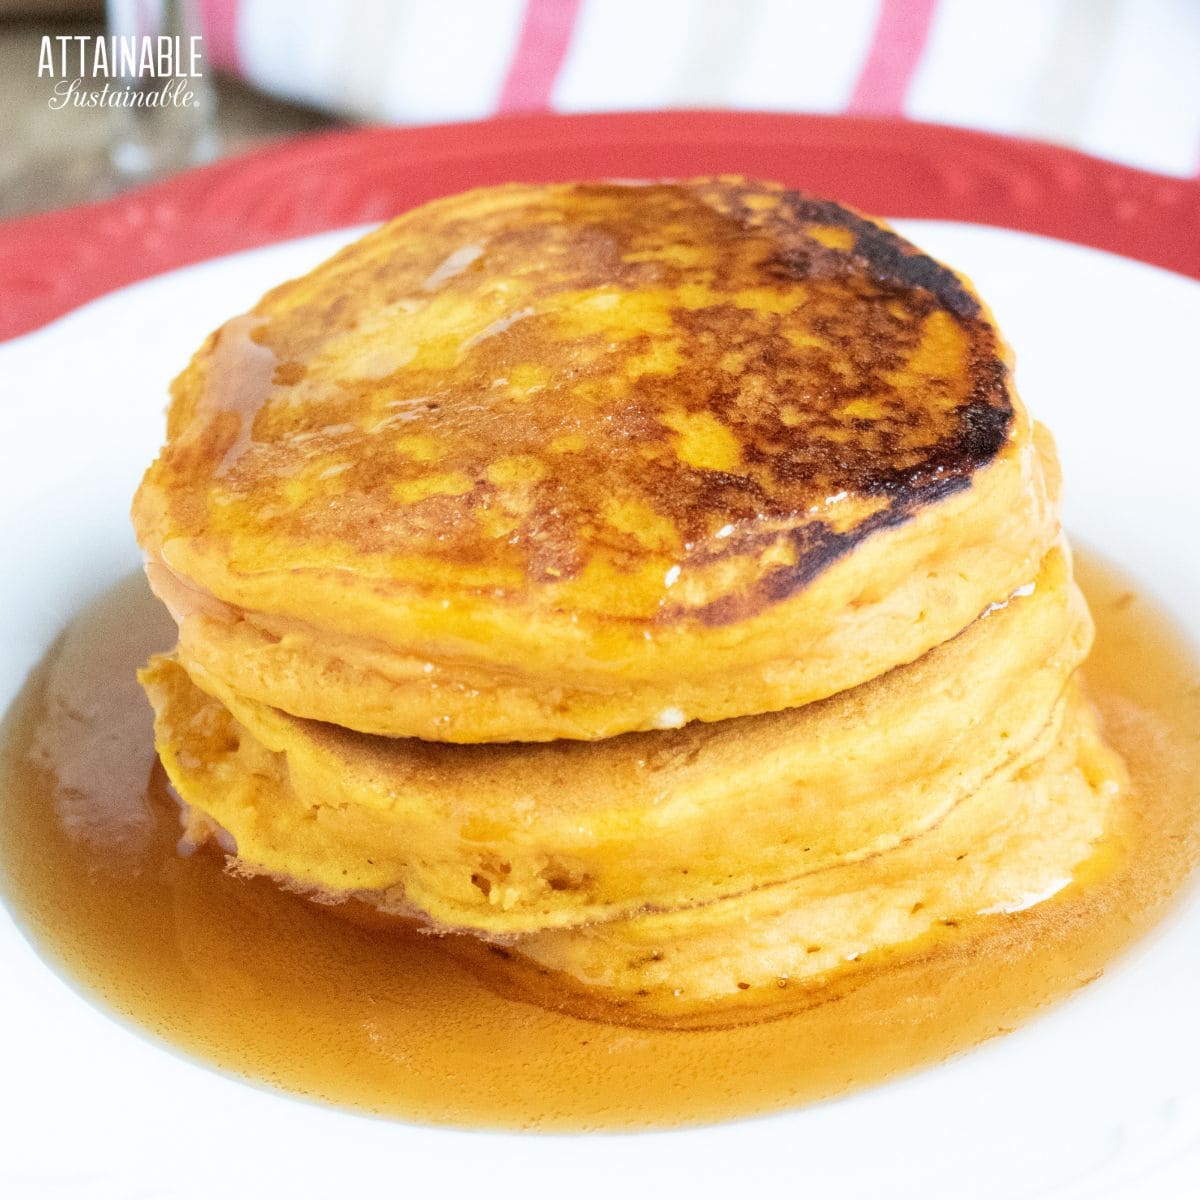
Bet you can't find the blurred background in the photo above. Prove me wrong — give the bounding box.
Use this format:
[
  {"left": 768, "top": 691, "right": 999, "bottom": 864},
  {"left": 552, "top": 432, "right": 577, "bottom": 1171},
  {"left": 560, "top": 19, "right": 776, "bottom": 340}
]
[{"left": 3, "top": 0, "right": 1199, "bottom": 221}]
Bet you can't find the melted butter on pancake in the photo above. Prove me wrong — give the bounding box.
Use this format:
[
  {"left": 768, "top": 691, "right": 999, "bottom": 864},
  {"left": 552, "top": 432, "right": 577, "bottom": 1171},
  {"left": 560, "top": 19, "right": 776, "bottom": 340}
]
[{"left": 187, "top": 315, "right": 276, "bottom": 479}]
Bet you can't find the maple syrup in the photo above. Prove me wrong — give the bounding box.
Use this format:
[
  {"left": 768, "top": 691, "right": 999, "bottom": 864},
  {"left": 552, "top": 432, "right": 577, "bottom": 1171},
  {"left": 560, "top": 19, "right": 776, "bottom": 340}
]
[{"left": 0, "top": 552, "right": 1197, "bottom": 1130}]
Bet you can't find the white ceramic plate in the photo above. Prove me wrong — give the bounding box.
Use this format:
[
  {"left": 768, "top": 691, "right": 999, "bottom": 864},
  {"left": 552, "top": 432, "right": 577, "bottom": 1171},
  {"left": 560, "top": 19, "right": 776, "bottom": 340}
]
[{"left": 1, "top": 223, "right": 1199, "bottom": 1200}]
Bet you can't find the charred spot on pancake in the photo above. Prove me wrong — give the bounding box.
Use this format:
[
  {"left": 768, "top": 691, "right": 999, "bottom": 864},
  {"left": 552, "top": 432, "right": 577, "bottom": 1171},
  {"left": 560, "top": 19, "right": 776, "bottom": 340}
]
[{"left": 763, "top": 192, "right": 983, "bottom": 321}]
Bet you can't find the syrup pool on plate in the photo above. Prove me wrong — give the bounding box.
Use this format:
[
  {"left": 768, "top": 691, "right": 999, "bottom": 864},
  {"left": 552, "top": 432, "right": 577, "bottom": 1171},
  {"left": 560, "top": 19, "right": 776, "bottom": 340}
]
[{"left": 0, "top": 551, "right": 1197, "bottom": 1131}]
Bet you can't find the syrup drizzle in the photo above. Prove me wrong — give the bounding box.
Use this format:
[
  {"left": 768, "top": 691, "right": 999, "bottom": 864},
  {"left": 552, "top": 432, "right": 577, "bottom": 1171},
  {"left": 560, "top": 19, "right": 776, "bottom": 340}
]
[{"left": 0, "top": 552, "right": 1197, "bottom": 1131}]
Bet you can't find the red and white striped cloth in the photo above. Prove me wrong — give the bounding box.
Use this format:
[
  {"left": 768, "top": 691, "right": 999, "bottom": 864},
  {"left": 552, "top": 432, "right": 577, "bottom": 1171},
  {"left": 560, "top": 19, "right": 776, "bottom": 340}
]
[{"left": 199, "top": 0, "right": 1200, "bottom": 178}]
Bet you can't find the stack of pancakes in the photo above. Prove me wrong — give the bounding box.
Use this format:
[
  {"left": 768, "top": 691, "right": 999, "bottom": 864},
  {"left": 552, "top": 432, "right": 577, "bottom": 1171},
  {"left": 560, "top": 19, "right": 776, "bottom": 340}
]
[{"left": 134, "top": 179, "right": 1122, "bottom": 1026}]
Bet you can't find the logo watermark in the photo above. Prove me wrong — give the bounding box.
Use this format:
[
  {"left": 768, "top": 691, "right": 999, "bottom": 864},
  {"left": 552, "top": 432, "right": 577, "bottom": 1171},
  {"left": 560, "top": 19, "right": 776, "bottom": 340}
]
[{"left": 38, "top": 34, "right": 205, "bottom": 110}]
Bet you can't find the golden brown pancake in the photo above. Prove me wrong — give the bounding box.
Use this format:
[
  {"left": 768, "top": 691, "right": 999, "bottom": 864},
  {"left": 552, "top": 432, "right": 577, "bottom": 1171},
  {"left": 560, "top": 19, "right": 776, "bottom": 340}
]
[
  {"left": 129, "top": 179, "right": 1131, "bottom": 1035},
  {"left": 133, "top": 178, "right": 1058, "bottom": 742},
  {"left": 140, "top": 544, "right": 1089, "bottom": 935},
  {"left": 489, "top": 684, "right": 1122, "bottom": 1027}
]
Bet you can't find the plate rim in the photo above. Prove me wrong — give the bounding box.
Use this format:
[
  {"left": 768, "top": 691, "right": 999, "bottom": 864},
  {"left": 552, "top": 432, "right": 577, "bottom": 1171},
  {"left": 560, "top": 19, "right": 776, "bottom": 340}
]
[
  {"left": 1, "top": 109, "right": 1199, "bottom": 342},
  {"left": 4, "top": 149, "right": 1200, "bottom": 1200}
]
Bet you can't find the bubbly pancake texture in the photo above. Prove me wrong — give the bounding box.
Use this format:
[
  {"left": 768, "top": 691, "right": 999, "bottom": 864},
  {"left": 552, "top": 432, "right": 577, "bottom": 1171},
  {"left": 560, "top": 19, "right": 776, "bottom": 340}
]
[
  {"left": 140, "top": 545, "right": 1088, "bottom": 935},
  {"left": 133, "top": 178, "right": 1058, "bottom": 741}
]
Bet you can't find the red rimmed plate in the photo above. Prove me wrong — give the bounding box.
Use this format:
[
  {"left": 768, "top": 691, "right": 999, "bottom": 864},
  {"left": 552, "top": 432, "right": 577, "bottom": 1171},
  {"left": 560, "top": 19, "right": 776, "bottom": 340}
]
[
  {"left": 3, "top": 114, "right": 1200, "bottom": 1200},
  {"left": 1, "top": 111, "right": 1198, "bottom": 342}
]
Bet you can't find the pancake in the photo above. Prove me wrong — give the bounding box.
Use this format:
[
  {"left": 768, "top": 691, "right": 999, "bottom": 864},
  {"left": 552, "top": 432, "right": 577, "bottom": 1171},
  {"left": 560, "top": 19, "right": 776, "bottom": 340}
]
[
  {"left": 472, "top": 684, "right": 1123, "bottom": 1027},
  {"left": 140, "top": 544, "right": 1089, "bottom": 935},
  {"left": 133, "top": 178, "right": 1059, "bottom": 742}
]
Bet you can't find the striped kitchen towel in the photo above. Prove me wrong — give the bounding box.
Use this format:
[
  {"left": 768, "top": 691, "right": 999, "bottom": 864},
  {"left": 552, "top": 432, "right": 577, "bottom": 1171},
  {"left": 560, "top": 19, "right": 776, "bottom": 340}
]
[{"left": 200, "top": 0, "right": 1200, "bottom": 178}]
